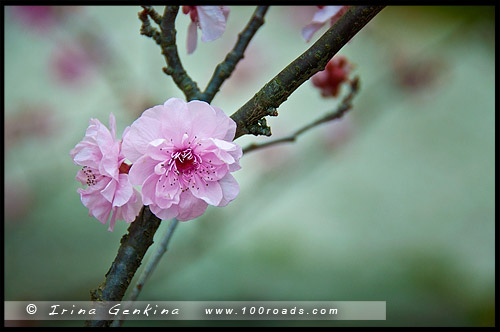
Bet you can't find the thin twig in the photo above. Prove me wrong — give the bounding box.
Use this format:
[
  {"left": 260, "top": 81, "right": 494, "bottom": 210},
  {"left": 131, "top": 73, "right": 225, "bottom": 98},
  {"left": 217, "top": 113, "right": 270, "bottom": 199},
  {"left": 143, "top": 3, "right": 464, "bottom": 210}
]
[
  {"left": 111, "top": 218, "right": 180, "bottom": 327},
  {"left": 141, "top": 5, "right": 162, "bottom": 25},
  {"left": 160, "top": 6, "right": 201, "bottom": 101},
  {"left": 230, "top": 6, "right": 385, "bottom": 139},
  {"left": 138, "top": 8, "right": 162, "bottom": 45},
  {"left": 242, "top": 77, "right": 360, "bottom": 154},
  {"left": 199, "top": 6, "right": 269, "bottom": 103},
  {"left": 139, "top": 6, "right": 201, "bottom": 101}
]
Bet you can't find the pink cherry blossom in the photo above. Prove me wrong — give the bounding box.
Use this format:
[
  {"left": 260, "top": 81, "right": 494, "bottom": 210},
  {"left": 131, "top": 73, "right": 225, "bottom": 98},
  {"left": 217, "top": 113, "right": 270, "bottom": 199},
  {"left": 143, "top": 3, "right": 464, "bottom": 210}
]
[
  {"left": 302, "top": 6, "right": 350, "bottom": 42},
  {"left": 182, "top": 6, "right": 230, "bottom": 54},
  {"left": 70, "top": 114, "right": 142, "bottom": 231},
  {"left": 312, "top": 55, "right": 353, "bottom": 98},
  {"left": 122, "top": 98, "right": 242, "bottom": 221},
  {"left": 51, "top": 35, "right": 108, "bottom": 86}
]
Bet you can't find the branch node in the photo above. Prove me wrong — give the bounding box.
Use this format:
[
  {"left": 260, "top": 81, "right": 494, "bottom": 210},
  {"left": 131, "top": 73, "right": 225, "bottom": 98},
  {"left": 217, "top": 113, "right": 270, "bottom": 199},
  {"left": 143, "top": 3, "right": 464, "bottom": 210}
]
[
  {"left": 266, "top": 107, "right": 278, "bottom": 117},
  {"left": 162, "top": 66, "right": 173, "bottom": 76},
  {"left": 230, "top": 6, "right": 385, "bottom": 139},
  {"left": 249, "top": 118, "right": 272, "bottom": 136}
]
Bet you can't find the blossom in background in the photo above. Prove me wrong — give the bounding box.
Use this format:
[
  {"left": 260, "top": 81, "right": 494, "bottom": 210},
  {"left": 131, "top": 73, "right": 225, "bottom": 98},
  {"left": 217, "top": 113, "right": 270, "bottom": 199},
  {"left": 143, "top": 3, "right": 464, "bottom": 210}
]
[
  {"left": 182, "top": 6, "right": 230, "bottom": 54},
  {"left": 302, "top": 6, "right": 350, "bottom": 42},
  {"left": 11, "top": 6, "right": 80, "bottom": 33},
  {"left": 70, "top": 114, "right": 142, "bottom": 231},
  {"left": 51, "top": 33, "right": 109, "bottom": 86},
  {"left": 312, "top": 55, "right": 353, "bottom": 98},
  {"left": 51, "top": 42, "right": 96, "bottom": 85},
  {"left": 122, "top": 98, "right": 242, "bottom": 221}
]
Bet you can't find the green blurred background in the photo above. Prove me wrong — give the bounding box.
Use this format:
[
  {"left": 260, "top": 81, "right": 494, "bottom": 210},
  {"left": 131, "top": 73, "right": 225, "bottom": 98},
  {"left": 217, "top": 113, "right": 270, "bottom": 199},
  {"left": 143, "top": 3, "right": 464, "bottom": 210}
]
[{"left": 4, "top": 6, "right": 495, "bottom": 327}]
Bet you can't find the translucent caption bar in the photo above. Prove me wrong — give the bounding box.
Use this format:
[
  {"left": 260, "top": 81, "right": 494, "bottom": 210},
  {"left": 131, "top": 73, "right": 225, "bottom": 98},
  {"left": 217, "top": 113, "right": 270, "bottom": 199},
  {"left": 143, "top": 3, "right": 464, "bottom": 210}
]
[{"left": 5, "top": 301, "right": 386, "bottom": 320}]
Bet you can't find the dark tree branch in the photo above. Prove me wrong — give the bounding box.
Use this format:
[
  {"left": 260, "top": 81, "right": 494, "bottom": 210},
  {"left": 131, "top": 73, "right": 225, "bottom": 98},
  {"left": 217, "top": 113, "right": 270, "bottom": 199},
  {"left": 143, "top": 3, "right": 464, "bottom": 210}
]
[
  {"left": 230, "top": 6, "right": 385, "bottom": 139},
  {"left": 111, "top": 218, "right": 180, "bottom": 327},
  {"left": 243, "top": 77, "right": 360, "bottom": 154},
  {"left": 85, "top": 206, "right": 162, "bottom": 327},
  {"left": 159, "top": 6, "right": 201, "bottom": 101},
  {"left": 199, "top": 6, "right": 269, "bottom": 103},
  {"left": 139, "top": 6, "right": 201, "bottom": 101},
  {"left": 87, "top": 6, "right": 384, "bottom": 327}
]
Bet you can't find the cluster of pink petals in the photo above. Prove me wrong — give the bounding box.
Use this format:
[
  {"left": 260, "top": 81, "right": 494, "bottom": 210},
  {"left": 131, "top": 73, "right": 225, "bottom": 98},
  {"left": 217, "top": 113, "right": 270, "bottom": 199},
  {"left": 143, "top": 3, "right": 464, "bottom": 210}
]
[
  {"left": 70, "top": 114, "right": 142, "bottom": 231},
  {"left": 182, "top": 6, "right": 230, "bottom": 54},
  {"left": 302, "top": 6, "right": 350, "bottom": 42},
  {"left": 122, "top": 98, "right": 242, "bottom": 221},
  {"left": 312, "top": 55, "right": 352, "bottom": 98}
]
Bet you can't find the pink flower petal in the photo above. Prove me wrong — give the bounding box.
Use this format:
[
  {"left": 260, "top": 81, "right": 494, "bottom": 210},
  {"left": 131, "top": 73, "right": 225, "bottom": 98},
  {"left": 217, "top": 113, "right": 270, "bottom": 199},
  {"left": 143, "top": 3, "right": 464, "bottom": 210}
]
[
  {"left": 197, "top": 6, "right": 227, "bottom": 42},
  {"left": 302, "top": 22, "right": 324, "bottom": 42},
  {"left": 218, "top": 173, "right": 239, "bottom": 207},
  {"left": 129, "top": 155, "right": 158, "bottom": 186},
  {"left": 150, "top": 203, "right": 179, "bottom": 220},
  {"left": 108, "top": 207, "right": 119, "bottom": 231},
  {"left": 115, "top": 190, "right": 142, "bottom": 224},
  {"left": 99, "top": 141, "right": 120, "bottom": 179},
  {"left": 161, "top": 98, "right": 191, "bottom": 145},
  {"left": 80, "top": 188, "right": 112, "bottom": 224},
  {"left": 100, "top": 178, "right": 117, "bottom": 203},
  {"left": 186, "top": 100, "right": 218, "bottom": 138},
  {"left": 112, "top": 174, "right": 134, "bottom": 207},
  {"left": 212, "top": 105, "right": 236, "bottom": 141},
  {"left": 187, "top": 21, "right": 198, "bottom": 54},
  {"left": 141, "top": 174, "right": 159, "bottom": 206},
  {"left": 122, "top": 105, "right": 164, "bottom": 163},
  {"left": 176, "top": 191, "right": 209, "bottom": 221},
  {"left": 311, "top": 6, "right": 343, "bottom": 24},
  {"left": 190, "top": 174, "right": 223, "bottom": 206},
  {"left": 155, "top": 175, "right": 181, "bottom": 209},
  {"left": 71, "top": 144, "right": 101, "bottom": 169}
]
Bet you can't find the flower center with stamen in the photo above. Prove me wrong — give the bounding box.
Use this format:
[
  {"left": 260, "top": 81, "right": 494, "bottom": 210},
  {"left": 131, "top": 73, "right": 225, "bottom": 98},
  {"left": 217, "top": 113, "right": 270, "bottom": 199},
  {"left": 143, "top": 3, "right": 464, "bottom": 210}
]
[
  {"left": 174, "top": 148, "right": 197, "bottom": 173},
  {"left": 82, "top": 166, "right": 97, "bottom": 186}
]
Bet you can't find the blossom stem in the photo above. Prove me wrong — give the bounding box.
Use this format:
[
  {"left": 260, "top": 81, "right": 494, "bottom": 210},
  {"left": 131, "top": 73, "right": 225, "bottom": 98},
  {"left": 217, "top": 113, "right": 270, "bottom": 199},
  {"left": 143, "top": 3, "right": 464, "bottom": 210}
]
[
  {"left": 111, "top": 218, "right": 179, "bottom": 327},
  {"left": 230, "top": 6, "right": 385, "bottom": 139},
  {"left": 85, "top": 206, "right": 162, "bottom": 327},
  {"left": 199, "top": 6, "right": 270, "bottom": 103},
  {"left": 243, "top": 77, "right": 359, "bottom": 154}
]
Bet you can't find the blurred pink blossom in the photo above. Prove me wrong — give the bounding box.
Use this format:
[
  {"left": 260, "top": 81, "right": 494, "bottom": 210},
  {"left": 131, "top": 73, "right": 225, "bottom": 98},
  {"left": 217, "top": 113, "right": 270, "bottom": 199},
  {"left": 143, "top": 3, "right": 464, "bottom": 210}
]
[
  {"left": 392, "top": 52, "right": 445, "bottom": 92},
  {"left": 11, "top": 6, "right": 80, "bottom": 33},
  {"left": 312, "top": 55, "right": 353, "bottom": 98},
  {"left": 70, "top": 114, "right": 142, "bottom": 231},
  {"left": 122, "top": 98, "right": 242, "bottom": 221},
  {"left": 51, "top": 42, "right": 95, "bottom": 85},
  {"left": 50, "top": 34, "right": 108, "bottom": 86},
  {"left": 182, "top": 6, "right": 230, "bottom": 54},
  {"left": 302, "top": 6, "right": 350, "bottom": 42}
]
